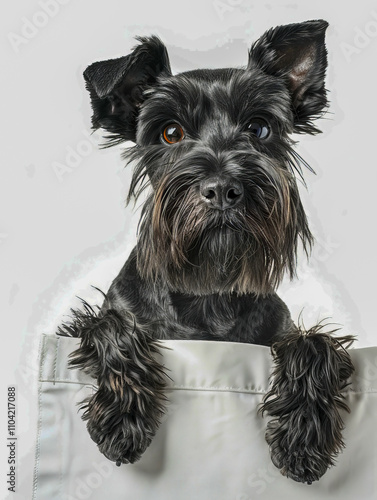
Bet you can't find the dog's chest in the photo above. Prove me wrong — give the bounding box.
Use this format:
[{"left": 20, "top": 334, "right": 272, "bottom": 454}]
[{"left": 169, "top": 292, "right": 240, "bottom": 339}]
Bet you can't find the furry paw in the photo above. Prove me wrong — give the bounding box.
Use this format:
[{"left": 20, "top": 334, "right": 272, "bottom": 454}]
[
  {"left": 266, "top": 407, "right": 333, "bottom": 484},
  {"left": 83, "top": 382, "right": 166, "bottom": 465},
  {"left": 59, "top": 305, "right": 167, "bottom": 464},
  {"left": 261, "top": 324, "right": 355, "bottom": 484}
]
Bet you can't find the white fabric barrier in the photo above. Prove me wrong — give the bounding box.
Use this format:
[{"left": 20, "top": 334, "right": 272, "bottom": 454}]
[{"left": 32, "top": 334, "right": 377, "bottom": 500}]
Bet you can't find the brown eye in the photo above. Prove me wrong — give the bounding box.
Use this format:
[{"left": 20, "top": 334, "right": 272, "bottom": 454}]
[{"left": 162, "top": 123, "right": 185, "bottom": 144}]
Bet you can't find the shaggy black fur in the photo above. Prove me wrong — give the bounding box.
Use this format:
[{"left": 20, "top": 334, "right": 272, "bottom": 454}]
[
  {"left": 58, "top": 20, "right": 355, "bottom": 483},
  {"left": 62, "top": 300, "right": 166, "bottom": 464},
  {"left": 260, "top": 323, "right": 355, "bottom": 484}
]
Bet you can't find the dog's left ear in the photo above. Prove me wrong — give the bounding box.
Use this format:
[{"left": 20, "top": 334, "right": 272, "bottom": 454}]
[
  {"left": 248, "top": 20, "right": 329, "bottom": 134},
  {"left": 84, "top": 36, "right": 171, "bottom": 144}
]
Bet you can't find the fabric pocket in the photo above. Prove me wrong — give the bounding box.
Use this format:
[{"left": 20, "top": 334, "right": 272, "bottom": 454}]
[{"left": 32, "top": 334, "right": 377, "bottom": 500}]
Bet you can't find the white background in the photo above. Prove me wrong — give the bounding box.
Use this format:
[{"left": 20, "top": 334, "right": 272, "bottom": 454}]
[{"left": 1, "top": 0, "right": 377, "bottom": 498}]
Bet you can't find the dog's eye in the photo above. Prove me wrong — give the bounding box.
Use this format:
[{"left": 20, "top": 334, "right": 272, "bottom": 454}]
[
  {"left": 162, "top": 124, "right": 185, "bottom": 144},
  {"left": 247, "top": 119, "right": 270, "bottom": 139}
]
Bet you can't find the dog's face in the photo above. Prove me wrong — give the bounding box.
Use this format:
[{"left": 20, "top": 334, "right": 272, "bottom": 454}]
[{"left": 84, "top": 20, "right": 329, "bottom": 296}]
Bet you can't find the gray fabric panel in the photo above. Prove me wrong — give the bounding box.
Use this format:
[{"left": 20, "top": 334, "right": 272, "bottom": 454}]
[{"left": 32, "top": 334, "right": 377, "bottom": 500}]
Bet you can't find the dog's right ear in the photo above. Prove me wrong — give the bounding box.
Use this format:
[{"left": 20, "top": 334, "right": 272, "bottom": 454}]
[{"left": 84, "top": 36, "right": 171, "bottom": 144}]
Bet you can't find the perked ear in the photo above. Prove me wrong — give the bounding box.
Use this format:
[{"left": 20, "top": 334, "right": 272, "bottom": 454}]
[
  {"left": 248, "top": 20, "right": 329, "bottom": 134},
  {"left": 84, "top": 36, "right": 171, "bottom": 144}
]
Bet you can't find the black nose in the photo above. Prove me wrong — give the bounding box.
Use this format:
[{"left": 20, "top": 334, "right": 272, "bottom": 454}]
[{"left": 200, "top": 177, "right": 244, "bottom": 210}]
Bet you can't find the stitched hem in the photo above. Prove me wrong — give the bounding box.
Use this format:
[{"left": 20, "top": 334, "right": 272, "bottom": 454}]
[
  {"left": 32, "top": 335, "right": 46, "bottom": 500},
  {"left": 36, "top": 378, "right": 377, "bottom": 395}
]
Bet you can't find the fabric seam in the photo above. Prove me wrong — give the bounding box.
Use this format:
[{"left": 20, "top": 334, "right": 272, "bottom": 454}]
[
  {"left": 37, "top": 378, "right": 377, "bottom": 395},
  {"left": 53, "top": 336, "right": 60, "bottom": 385},
  {"left": 31, "top": 334, "right": 46, "bottom": 500}
]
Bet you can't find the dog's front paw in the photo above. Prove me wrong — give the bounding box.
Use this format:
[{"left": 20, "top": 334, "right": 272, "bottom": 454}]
[
  {"left": 62, "top": 306, "right": 167, "bottom": 464},
  {"left": 266, "top": 411, "right": 331, "bottom": 484},
  {"left": 89, "top": 414, "right": 151, "bottom": 465},
  {"left": 83, "top": 383, "right": 166, "bottom": 465},
  {"left": 261, "top": 325, "right": 355, "bottom": 484},
  {"left": 82, "top": 356, "right": 166, "bottom": 465},
  {"left": 84, "top": 390, "right": 153, "bottom": 465}
]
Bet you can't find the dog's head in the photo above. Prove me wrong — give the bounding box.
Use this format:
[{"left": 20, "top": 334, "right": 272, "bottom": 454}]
[{"left": 84, "top": 20, "right": 328, "bottom": 295}]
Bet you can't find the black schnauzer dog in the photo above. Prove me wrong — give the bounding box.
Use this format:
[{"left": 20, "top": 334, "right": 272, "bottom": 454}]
[{"left": 59, "top": 20, "right": 355, "bottom": 485}]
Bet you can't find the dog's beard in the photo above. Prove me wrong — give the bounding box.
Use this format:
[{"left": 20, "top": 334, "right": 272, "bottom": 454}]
[{"left": 135, "top": 158, "right": 312, "bottom": 296}]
